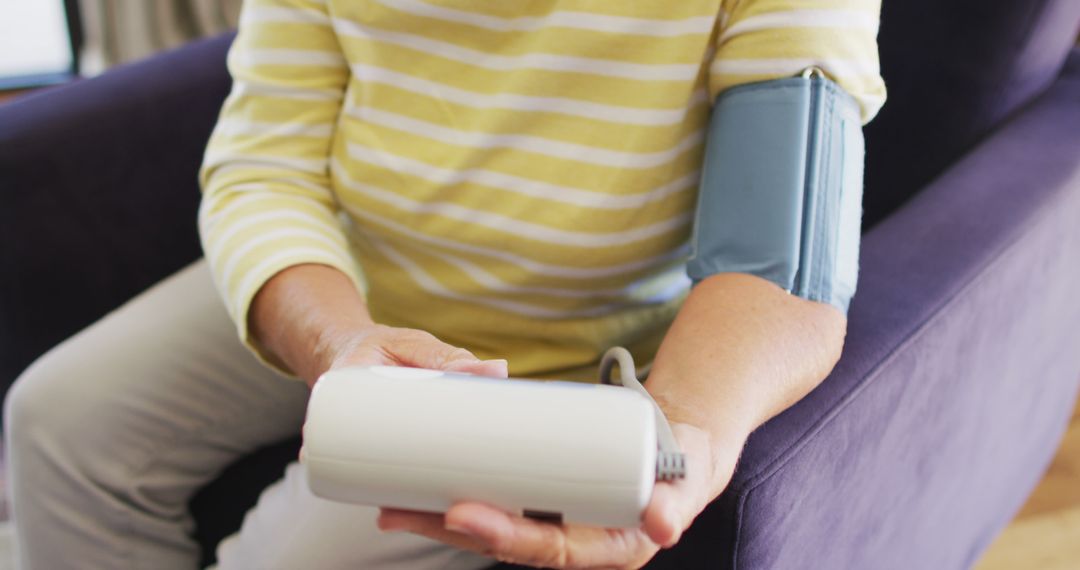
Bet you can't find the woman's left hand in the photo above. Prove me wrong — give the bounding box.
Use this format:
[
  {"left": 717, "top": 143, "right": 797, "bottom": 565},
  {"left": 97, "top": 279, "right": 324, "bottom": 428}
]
[{"left": 376, "top": 422, "right": 743, "bottom": 570}]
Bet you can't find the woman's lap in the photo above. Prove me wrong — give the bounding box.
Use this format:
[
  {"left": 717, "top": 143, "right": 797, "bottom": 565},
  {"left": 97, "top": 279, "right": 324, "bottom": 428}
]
[{"left": 4, "top": 260, "right": 489, "bottom": 569}]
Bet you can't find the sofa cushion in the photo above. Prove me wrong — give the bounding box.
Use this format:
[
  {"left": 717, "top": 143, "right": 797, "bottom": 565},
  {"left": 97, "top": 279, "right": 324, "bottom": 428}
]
[{"left": 862, "top": 0, "right": 1080, "bottom": 227}]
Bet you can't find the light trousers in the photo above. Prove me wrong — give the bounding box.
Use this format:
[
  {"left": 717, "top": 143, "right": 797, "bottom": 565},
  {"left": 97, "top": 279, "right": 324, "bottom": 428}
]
[{"left": 4, "top": 260, "right": 492, "bottom": 570}]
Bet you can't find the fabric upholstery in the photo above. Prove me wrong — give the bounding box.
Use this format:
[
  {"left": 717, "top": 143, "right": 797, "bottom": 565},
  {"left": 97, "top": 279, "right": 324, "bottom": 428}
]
[
  {"left": 0, "top": 34, "right": 233, "bottom": 395},
  {"left": 862, "top": 0, "right": 1080, "bottom": 227}
]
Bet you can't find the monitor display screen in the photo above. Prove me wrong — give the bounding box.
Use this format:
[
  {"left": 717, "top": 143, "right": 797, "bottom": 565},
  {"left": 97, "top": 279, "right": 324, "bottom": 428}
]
[{"left": 0, "top": 2, "right": 75, "bottom": 90}]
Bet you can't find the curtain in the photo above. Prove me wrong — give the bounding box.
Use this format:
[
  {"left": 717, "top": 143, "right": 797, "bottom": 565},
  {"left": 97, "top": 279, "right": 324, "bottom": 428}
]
[{"left": 78, "top": 0, "right": 241, "bottom": 75}]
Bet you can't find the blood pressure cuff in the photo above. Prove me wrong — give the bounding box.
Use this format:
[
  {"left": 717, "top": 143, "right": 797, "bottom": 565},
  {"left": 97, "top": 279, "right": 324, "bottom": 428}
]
[{"left": 686, "top": 71, "right": 865, "bottom": 314}]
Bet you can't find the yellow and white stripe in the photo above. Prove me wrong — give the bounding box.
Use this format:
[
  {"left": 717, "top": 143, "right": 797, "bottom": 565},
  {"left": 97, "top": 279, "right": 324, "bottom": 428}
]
[
  {"left": 200, "top": 0, "right": 885, "bottom": 376},
  {"left": 345, "top": 142, "right": 701, "bottom": 210}
]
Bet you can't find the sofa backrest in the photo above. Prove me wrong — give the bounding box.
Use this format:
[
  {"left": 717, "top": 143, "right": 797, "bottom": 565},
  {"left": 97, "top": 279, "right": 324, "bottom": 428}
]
[
  {"left": 0, "top": 34, "right": 234, "bottom": 396},
  {"left": 862, "top": 0, "right": 1080, "bottom": 227}
]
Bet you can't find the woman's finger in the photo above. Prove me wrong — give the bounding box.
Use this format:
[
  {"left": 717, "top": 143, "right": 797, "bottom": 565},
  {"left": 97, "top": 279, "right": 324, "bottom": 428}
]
[
  {"left": 446, "top": 358, "right": 509, "bottom": 378},
  {"left": 377, "top": 508, "right": 494, "bottom": 554},
  {"left": 379, "top": 329, "right": 508, "bottom": 377},
  {"left": 444, "top": 502, "right": 654, "bottom": 569}
]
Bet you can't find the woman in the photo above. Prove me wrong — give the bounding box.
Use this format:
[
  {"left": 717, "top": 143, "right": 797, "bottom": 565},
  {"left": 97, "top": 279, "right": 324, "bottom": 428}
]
[{"left": 6, "top": 0, "right": 885, "bottom": 567}]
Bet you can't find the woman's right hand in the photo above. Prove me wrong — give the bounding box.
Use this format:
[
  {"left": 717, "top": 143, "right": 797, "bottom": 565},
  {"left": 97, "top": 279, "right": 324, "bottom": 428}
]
[
  {"left": 249, "top": 264, "right": 506, "bottom": 387},
  {"left": 315, "top": 323, "right": 508, "bottom": 385}
]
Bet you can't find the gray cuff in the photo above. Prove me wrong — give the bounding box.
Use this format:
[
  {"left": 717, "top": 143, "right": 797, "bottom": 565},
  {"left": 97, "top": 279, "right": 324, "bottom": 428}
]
[{"left": 686, "top": 71, "right": 865, "bottom": 313}]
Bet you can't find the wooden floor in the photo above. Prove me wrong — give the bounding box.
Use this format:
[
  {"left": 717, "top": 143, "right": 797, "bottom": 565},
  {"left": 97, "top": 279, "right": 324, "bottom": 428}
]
[{"left": 975, "top": 399, "right": 1080, "bottom": 569}]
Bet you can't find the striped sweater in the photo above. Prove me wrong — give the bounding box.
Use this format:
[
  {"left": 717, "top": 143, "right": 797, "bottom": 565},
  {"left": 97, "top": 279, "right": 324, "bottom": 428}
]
[{"left": 199, "top": 0, "right": 885, "bottom": 379}]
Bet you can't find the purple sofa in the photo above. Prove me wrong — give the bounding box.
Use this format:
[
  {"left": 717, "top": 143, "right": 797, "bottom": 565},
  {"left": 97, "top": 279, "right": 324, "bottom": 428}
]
[{"left": 2, "top": 0, "right": 1078, "bottom": 567}]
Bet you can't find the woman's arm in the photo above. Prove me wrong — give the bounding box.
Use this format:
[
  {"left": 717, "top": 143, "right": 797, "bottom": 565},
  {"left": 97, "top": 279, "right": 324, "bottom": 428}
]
[
  {"left": 202, "top": 1, "right": 507, "bottom": 386},
  {"left": 649, "top": 273, "right": 845, "bottom": 452},
  {"left": 376, "top": 274, "right": 845, "bottom": 565},
  {"left": 199, "top": 0, "right": 361, "bottom": 371},
  {"left": 641, "top": 272, "right": 846, "bottom": 544}
]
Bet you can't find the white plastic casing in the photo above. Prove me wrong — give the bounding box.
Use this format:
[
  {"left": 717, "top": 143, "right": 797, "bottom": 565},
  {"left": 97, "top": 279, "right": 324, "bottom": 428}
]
[{"left": 301, "top": 366, "right": 657, "bottom": 528}]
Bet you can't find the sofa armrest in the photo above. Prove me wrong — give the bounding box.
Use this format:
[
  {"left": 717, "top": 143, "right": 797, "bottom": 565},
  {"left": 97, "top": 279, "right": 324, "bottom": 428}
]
[
  {"left": 0, "top": 34, "right": 234, "bottom": 392},
  {"left": 647, "top": 50, "right": 1080, "bottom": 569}
]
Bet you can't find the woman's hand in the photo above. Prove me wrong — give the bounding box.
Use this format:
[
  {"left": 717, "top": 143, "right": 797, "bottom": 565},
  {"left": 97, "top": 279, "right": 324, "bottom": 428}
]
[
  {"left": 249, "top": 264, "right": 506, "bottom": 386},
  {"left": 377, "top": 422, "right": 745, "bottom": 569}
]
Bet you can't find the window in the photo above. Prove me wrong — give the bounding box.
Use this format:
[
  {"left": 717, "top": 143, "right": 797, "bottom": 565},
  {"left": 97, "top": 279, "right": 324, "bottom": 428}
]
[{"left": 0, "top": 1, "right": 76, "bottom": 90}]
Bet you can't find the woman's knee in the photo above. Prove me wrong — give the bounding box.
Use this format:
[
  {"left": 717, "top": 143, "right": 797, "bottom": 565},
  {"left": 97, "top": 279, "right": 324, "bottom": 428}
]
[
  {"left": 3, "top": 340, "right": 131, "bottom": 483},
  {"left": 6, "top": 348, "right": 90, "bottom": 459}
]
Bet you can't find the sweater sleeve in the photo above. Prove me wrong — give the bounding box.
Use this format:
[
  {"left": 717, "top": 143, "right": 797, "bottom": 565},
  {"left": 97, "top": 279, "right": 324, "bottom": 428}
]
[
  {"left": 711, "top": 0, "right": 887, "bottom": 123},
  {"left": 199, "top": 0, "right": 363, "bottom": 372}
]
